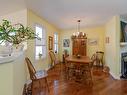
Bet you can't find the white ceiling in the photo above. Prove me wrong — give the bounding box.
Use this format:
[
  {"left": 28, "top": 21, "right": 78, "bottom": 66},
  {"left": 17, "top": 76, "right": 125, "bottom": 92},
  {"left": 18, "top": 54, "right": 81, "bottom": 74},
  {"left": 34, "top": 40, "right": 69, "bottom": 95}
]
[
  {"left": 0, "top": 0, "right": 127, "bottom": 29},
  {"left": 0, "top": 0, "right": 26, "bottom": 16}
]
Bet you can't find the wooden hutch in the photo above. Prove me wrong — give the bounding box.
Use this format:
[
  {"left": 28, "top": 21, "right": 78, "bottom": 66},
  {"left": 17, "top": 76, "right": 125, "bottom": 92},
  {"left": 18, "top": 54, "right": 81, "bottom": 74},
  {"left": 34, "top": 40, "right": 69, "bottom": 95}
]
[{"left": 72, "top": 32, "right": 87, "bottom": 56}]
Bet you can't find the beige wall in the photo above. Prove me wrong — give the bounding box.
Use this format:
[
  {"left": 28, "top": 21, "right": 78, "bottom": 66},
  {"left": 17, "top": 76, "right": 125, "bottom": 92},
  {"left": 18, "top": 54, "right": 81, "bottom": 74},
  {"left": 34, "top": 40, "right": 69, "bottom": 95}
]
[
  {"left": 105, "top": 16, "right": 120, "bottom": 79},
  {"left": 27, "top": 10, "right": 60, "bottom": 71},
  {"left": 0, "top": 63, "right": 13, "bottom": 95},
  {"left": 0, "top": 8, "right": 122, "bottom": 95},
  {"left": 13, "top": 53, "right": 26, "bottom": 95},
  {"left": 0, "top": 52, "right": 26, "bottom": 95},
  {"left": 0, "top": 10, "right": 27, "bottom": 95},
  {"left": 59, "top": 26, "right": 105, "bottom": 61},
  {"left": 0, "top": 9, "right": 61, "bottom": 95}
]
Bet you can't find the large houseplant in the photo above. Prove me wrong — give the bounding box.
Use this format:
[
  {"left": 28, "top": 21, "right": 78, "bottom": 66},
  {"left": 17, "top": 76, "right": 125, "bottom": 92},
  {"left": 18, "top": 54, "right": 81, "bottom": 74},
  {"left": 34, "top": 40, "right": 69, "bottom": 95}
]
[
  {"left": 0, "top": 20, "right": 39, "bottom": 44},
  {"left": 0, "top": 20, "right": 40, "bottom": 51}
]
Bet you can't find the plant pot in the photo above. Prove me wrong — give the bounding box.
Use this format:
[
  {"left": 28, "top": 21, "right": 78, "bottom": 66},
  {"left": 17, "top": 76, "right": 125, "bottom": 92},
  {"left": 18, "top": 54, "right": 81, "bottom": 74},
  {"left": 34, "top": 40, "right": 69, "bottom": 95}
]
[
  {"left": 0, "top": 45, "right": 13, "bottom": 57},
  {"left": 13, "top": 43, "right": 24, "bottom": 52}
]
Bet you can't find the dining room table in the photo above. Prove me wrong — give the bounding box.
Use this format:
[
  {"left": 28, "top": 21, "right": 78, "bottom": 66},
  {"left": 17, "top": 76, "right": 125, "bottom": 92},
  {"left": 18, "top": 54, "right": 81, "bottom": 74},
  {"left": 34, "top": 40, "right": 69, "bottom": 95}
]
[
  {"left": 65, "top": 55, "right": 92, "bottom": 64},
  {"left": 65, "top": 55, "right": 93, "bottom": 85}
]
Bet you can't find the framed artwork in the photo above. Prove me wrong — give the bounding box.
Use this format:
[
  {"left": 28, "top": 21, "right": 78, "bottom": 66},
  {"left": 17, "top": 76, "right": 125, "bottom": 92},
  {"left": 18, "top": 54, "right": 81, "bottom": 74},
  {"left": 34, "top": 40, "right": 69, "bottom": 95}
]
[
  {"left": 106, "top": 37, "right": 110, "bottom": 44},
  {"left": 49, "top": 36, "right": 53, "bottom": 50},
  {"left": 120, "top": 21, "right": 127, "bottom": 42},
  {"left": 63, "top": 39, "right": 70, "bottom": 47},
  {"left": 88, "top": 38, "right": 98, "bottom": 45}
]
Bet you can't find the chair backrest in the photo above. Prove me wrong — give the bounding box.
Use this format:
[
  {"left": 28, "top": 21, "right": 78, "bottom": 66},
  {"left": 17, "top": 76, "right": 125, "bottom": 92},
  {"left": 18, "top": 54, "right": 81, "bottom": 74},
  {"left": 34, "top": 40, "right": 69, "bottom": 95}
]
[
  {"left": 91, "top": 53, "right": 96, "bottom": 67},
  {"left": 25, "top": 57, "right": 37, "bottom": 80},
  {"left": 90, "top": 53, "right": 96, "bottom": 68},
  {"left": 49, "top": 51, "right": 56, "bottom": 64},
  {"left": 96, "top": 51, "right": 104, "bottom": 60},
  {"left": 91, "top": 53, "right": 96, "bottom": 62}
]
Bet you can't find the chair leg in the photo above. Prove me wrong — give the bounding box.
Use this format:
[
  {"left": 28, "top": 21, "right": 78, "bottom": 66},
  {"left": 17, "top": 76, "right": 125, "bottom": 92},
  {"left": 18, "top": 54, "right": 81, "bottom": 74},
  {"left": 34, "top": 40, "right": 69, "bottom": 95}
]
[
  {"left": 45, "top": 78, "right": 50, "bottom": 92},
  {"left": 60, "top": 63, "right": 62, "bottom": 74},
  {"left": 39, "top": 80, "right": 43, "bottom": 95},
  {"left": 31, "top": 82, "right": 36, "bottom": 95},
  {"left": 22, "top": 84, "right": 27, "bottom": 95},
  {"left": 101, "top": 60, "right": 103, "bottom": 68},
  {"left": 89, "top": 70, "right": 93, "bottom": 86},
  {"left": 82, "top": 69, "right": 93, "bottom": 86}
]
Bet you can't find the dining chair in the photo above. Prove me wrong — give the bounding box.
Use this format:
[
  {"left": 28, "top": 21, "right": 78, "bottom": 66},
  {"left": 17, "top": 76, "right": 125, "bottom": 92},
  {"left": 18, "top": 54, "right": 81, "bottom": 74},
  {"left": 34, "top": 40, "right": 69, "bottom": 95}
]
[
  {"left": 22, "top": 80, "right": 32, "bottom": 95},
  {"left": 80, "top": 55, "right": 95, "bottom": 86},
  {"left": 63, "top": 49, "right": 69, "bottom": 63},
  {"left": 25, "top": 57, "right": 49, "bottom": 95},
  {"left": 91, "top": 53, "right": 96, "bottom": 67},
  {"left": 96, "top": 51, "right": 104, "bottom": 68},
  {"left": 22, "top": 84, "right": 27, "bottom": 95},
  {"left": 65, "top": 62, "right": 76, "bottom": 80},
  {"left": 49, "top": 50, "right": 61, "bottom": 70}
]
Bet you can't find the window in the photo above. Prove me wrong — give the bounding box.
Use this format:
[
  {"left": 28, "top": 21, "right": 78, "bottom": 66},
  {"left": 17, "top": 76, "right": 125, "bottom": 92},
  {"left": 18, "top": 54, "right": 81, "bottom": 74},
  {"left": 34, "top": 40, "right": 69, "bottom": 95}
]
[
  {"left": 35, "top": 25, "right": 46, "bottom": 59},
  {"left": 54, "top": 32, "right": 58, "bottom": 53}
]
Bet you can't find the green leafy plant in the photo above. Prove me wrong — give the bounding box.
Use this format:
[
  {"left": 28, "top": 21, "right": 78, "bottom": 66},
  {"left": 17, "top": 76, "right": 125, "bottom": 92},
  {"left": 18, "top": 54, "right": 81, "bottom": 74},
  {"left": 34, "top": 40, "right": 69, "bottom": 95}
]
[{"left": 0, "top": 19, "right": 40, "bottom": 45}]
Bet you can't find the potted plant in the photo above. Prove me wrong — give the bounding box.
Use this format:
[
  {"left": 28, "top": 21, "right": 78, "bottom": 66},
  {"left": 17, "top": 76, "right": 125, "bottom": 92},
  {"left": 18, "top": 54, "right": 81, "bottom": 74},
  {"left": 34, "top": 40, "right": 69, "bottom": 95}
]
[
  {"left": 38, "top": 52, "right": 42, "bottom": 58},
  {"left": 0, "top": 19, "right": 40, "bottom": 51}
]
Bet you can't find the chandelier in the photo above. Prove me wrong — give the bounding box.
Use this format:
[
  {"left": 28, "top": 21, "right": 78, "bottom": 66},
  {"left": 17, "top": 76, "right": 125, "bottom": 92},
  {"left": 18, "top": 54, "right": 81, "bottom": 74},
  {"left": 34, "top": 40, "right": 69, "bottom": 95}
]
[{"left": 71, "top": 20, "right": 87, "bottom": 39}]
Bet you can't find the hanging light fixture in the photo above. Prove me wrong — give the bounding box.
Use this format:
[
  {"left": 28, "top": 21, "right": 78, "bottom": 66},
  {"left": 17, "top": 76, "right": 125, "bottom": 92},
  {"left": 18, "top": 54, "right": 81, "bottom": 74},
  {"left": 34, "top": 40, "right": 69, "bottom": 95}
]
[{"left": 71, "top": 20, "right": 86, "bottom": 39}]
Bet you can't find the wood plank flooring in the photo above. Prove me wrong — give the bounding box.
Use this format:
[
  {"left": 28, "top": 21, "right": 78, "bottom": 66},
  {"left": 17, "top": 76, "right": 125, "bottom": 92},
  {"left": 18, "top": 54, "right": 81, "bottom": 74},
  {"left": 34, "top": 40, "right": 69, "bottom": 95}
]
[{"left": 35, "top": 64, "right": 127, "bottom": 95}]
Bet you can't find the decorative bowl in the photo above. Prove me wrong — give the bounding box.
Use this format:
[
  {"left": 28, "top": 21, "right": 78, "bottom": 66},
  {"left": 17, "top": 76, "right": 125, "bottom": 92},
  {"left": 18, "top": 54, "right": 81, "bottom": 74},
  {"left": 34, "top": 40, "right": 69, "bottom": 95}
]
[{"left": 76, "top": 54, "right": 81, "bottom": 58}]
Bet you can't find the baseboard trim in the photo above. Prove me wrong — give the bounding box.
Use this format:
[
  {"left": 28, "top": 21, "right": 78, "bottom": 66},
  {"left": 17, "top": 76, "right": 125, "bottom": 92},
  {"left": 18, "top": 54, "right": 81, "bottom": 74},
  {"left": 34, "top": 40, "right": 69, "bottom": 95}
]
[{"left": 109, "top": 71, "right": 120, "bottom": 80}]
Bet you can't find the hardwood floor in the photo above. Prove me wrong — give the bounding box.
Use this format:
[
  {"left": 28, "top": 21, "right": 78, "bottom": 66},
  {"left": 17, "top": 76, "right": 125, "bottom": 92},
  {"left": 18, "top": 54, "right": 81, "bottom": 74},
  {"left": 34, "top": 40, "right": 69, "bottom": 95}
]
[{"left": 35, "top": 64, "right": 127, "bottom": 95}]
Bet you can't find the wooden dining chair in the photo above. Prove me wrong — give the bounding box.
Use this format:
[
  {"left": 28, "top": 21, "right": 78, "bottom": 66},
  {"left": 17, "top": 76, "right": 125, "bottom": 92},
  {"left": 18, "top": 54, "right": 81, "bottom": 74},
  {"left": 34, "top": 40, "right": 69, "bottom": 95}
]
[
  {"left": 49, "top": 50, "right": 61, "bottom": 70},
  {"left": 96, "top": 51, "right": 104, "bottom": 68},
  {"left": 22, "top": 84, "right": 27, "bottom": 95},
  {"left": 22, "top": 80, "right": 32, "bottom": 95},
  {"left": 25, "top": 57, "right": 49, "bottom": 95},
  {"left": 81, "top": 55, "right": 95, "bottom": 86},
  {"left": 91, "top": 53, "right": 96, "bottom": 67},
  {"left": 65, "top": 62, "right": 76, "bottom": 80}
]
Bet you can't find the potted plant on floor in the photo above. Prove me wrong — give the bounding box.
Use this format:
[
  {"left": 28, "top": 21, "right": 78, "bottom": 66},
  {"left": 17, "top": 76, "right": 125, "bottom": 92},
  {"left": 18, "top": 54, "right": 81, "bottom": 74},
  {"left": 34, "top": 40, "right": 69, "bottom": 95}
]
[{"left": 0, "top": 19, "right": 40, "bottom": 52}]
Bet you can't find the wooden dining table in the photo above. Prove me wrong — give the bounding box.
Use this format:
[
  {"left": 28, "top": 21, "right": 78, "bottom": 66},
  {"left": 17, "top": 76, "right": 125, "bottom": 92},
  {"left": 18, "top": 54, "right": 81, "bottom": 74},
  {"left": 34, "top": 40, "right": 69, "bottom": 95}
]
[
  {"left": 65, "top": 55, "right": 93, "bottom": 84},
  {"left": 65, "top": 55, "right": 92, "bottom": 64}
]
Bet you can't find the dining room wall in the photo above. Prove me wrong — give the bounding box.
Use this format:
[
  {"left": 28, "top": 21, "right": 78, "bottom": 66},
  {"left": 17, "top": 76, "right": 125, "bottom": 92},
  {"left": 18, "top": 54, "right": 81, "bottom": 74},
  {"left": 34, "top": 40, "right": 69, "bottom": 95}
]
[
  {"left": 0, "top": 9, "right": 61, "bottom": 95},
  {"left": 105, "top": 16, "right": 120, "bottom": 79},
  {"left": 27, "top": 9, "right": 61, "bottom": 71},
  {"left": 0, "top": 9, "right": 27, "bottom": 95},
  {"left": 59, "top": 26, "right": 105, "bottom": 61}
]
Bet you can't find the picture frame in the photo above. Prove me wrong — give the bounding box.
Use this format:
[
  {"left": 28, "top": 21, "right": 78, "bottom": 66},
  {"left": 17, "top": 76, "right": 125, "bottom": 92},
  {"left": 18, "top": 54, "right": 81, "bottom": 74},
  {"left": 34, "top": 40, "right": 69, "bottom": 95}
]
[
  {"left": 121, "top": 21, "right": 127, "bottom": 42},
  {"left": 88, "top": 38, "right": 98, "bottom": 45},
  {"left": 63, "top": 39, "right": 70, "bottom": 47},
  {"left": 49, "top": 36, "right": 53, "bottom": 50},
  {"left": 106, "top": 37, "right": 110, "bottom": 44}
]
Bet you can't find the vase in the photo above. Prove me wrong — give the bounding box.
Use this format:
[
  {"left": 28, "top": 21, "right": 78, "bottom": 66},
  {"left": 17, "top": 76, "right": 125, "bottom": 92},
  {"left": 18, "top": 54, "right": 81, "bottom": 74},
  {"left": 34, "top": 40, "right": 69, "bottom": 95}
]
[
  {"left": 0, "top": 45, "right": 13, "bottom": 57},
  {"left": 13, "top": 43, "right": 24, "bottom": 52}
]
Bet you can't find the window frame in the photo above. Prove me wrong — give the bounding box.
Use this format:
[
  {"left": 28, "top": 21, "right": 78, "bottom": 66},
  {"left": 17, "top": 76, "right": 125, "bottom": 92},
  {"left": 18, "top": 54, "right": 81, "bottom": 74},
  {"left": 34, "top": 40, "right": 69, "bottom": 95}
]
[
  {"left": 54, "top": 32, "right": 58, "bottom": 54},
  {"left": 34, "top": 24, "right": 47, "bottom": 60}
]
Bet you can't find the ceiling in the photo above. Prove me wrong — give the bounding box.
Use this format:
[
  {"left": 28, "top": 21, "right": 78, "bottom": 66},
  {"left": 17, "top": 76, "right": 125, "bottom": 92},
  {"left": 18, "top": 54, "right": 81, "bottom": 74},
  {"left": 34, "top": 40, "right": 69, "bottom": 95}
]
[
  {"left": 0, "top": 0, "right": 26, "bottom": 16},
  {"left": 0, "top": 0, "right": 127, "bottom": 29}
]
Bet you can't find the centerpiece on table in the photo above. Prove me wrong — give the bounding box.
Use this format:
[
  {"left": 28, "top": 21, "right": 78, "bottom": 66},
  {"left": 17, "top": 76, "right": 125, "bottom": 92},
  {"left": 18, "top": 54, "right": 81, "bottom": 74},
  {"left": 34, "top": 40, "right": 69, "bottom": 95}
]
[
  {"left": 0, "top": 19, "right": 40, "bottom": 54},
  {"left": 76, "top": 54, "right": 81, "bottom": 58}
]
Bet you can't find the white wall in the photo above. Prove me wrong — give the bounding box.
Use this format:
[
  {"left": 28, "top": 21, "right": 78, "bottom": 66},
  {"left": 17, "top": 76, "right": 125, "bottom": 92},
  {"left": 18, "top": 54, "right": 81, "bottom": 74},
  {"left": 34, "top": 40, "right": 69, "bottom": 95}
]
[
  {"left": 0, "top": 9, "right": 27, "bottom": 95},
  {"left": 27, "top": 10, "right": 60, "bottom": 71},
  {"left": 105, "top": 16, "right": 120, "bottom": 79},
  {"left": 0, "top": 52, "right": 26, "bottom": 95}
]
